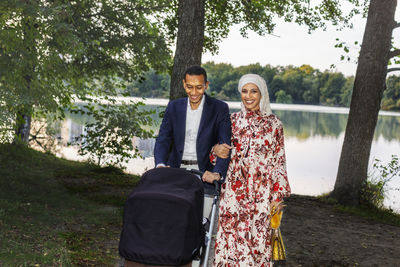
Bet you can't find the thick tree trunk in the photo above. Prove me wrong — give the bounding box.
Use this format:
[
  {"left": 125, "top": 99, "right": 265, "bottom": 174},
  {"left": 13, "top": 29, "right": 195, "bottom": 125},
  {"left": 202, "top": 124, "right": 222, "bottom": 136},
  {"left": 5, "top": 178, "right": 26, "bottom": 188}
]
[
  {"left": 331, "top": 0, "right": 397, "bottom": 205},
  {"left": 169, "top": 0, "right": 205, "bottom": 100}
]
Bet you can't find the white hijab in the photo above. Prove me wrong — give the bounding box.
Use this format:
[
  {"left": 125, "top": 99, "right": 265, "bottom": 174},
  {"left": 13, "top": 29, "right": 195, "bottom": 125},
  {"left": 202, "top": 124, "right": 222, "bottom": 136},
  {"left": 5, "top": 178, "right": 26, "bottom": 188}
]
[{"left": 238, "top": 74, "right": 272, "bottom": 116}]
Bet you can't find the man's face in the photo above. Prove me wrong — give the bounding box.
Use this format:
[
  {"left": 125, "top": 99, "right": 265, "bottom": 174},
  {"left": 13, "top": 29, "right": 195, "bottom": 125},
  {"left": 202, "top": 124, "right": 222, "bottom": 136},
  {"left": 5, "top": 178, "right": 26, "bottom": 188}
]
[{"left": 183, "top": 74, "right": 208, "bottom": 109}]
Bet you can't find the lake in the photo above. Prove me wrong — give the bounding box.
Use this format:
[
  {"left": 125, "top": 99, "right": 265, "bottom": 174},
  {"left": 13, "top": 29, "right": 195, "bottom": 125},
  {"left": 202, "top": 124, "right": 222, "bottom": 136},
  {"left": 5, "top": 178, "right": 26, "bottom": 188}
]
[{"left": 56, "top": 98, "right": 400, "bottom": 212}]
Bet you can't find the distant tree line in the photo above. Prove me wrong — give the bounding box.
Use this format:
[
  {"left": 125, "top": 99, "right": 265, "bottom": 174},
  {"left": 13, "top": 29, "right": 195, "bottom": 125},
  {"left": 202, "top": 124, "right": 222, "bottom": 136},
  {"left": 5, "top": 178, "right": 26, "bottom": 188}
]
[{"left": 125, "top": 62, "right": 400, "bottom": 111}]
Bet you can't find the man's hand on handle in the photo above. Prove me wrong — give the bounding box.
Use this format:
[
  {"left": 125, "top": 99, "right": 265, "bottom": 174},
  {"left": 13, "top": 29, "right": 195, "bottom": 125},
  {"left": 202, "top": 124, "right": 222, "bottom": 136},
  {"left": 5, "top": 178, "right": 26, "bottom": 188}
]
[{"left": 202, "top": 171, "right": 221, "bottom": 183}]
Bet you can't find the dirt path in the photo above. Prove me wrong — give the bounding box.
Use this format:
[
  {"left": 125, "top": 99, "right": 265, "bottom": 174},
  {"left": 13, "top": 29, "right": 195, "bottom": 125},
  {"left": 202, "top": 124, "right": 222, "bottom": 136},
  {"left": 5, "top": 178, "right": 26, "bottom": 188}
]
[
  {"left": 282, "top": 195, "right": 400, "bottom": 266},
  {"left": 205, "top": 194, "right": 400, "bottom": 267}
]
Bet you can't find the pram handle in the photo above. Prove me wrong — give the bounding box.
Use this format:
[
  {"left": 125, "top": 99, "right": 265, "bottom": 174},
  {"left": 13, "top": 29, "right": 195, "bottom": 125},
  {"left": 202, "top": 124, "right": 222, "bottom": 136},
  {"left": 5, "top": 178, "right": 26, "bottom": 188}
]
[
  {"left": 185, "top": 168, "right": 203, "bottom": 176},
  {"left": 213, "top": 180, "right": 221, "bottom": 195},
  {"left": 182, "top": 168, "right": 220, "bottom": 195}
]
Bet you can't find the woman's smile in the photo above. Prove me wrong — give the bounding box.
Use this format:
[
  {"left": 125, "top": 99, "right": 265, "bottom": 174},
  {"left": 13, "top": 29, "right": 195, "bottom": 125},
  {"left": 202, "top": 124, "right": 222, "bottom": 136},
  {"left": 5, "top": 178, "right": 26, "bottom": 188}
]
[{"left": 241, "top": 82, "right": 261, "bottom": 111}]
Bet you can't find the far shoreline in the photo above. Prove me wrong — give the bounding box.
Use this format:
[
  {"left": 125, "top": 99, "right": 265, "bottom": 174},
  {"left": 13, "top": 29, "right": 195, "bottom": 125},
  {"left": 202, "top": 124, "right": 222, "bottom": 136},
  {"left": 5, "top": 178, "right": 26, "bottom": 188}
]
[{"left": 73, "top": 96, "right": 400, "bottom": 116}]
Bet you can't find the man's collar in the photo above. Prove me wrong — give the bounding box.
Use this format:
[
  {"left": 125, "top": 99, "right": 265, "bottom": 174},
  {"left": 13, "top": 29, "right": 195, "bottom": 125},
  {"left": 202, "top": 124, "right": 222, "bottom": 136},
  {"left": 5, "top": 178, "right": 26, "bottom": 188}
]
[{"left": 187, "top": 93, "right": 206, "bottom": 111}]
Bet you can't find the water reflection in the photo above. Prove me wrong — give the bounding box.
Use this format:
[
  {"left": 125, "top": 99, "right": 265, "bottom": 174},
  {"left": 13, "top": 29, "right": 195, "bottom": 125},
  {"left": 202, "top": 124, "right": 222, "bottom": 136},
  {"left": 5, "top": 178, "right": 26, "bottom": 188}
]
[
  {"left": 53, "top": 104, "right": 400, "bottom": 212},
  {"left": 275, "top": 110, "right": 348, "bottom": 139}
]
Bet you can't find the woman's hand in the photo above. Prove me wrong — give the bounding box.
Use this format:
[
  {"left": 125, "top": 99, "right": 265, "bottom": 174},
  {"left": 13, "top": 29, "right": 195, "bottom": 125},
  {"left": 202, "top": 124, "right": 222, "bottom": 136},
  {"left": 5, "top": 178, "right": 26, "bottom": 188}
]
[
  {"left": 270, "top": 200, "right": 286, "bottom": 214},
  {"left": 213, "top": 143, "right": 232, "bottom": 159}
]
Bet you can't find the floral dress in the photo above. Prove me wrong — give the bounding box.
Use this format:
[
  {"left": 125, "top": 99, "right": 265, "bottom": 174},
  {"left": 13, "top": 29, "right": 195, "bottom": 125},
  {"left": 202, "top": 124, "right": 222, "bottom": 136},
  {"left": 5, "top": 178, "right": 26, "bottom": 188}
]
[{"left": 213, "top": 110, "right": 291, "bottom": 267}]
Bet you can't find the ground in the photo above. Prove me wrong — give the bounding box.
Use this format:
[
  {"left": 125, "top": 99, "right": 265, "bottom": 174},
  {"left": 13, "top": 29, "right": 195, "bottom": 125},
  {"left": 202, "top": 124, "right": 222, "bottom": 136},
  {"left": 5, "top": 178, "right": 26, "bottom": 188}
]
[
  {"left": 281, "top": 195, "right": 400, "bottom": 267},
  {"left": 1, "top": 144, "right": 399, "bottom": 266},
  {"left": 204, "top": 195, "right": 400, "bottom": 267}
]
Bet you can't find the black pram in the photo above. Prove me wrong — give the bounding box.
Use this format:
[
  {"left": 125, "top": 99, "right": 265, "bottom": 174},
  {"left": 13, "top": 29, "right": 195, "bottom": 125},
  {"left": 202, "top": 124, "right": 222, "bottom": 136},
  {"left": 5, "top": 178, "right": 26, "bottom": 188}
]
[{"left": 119, "top": 167, "right": 219, "bottom": 266}]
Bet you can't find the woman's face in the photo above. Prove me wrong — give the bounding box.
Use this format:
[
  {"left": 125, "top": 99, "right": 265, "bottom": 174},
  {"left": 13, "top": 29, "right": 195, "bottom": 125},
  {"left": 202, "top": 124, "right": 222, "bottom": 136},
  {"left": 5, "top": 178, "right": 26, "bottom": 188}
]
[{"left": 241, "top": 83, "right": 261, "bottom": 111}]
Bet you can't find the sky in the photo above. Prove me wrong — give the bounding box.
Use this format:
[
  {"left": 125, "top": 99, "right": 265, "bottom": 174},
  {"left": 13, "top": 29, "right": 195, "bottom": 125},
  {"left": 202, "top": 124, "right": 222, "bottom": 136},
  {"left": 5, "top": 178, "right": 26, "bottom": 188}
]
[{"left": 202, "top": 4, "right": 400, "bottom": 77}]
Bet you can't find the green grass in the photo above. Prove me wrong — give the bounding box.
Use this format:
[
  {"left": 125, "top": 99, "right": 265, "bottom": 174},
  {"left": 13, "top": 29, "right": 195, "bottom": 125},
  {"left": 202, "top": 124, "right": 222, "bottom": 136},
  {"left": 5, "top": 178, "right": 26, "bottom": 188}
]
[
  {"left": 335, "top": 205, "right": 400, "bottom": 226},
  {"left": 318, "top": 194, "right": 400, "bottom": 227},
  {"left": 0, "top": 143, "right": 140, "bottom": 266}
]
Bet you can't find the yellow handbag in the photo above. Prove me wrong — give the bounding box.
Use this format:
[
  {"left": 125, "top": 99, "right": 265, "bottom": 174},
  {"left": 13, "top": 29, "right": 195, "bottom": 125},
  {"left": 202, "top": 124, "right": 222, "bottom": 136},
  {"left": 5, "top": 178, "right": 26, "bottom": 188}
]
[{"left": 270, "top": 206, "right": 286, "bottom": 262}]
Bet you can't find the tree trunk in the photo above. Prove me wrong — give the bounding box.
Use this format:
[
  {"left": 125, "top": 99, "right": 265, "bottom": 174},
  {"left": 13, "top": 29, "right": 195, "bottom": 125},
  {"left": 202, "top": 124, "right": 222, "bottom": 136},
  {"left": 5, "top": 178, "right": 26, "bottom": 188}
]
[
  {"left": 13, "top": 17, "right": 34, "bottom": 144},
  {"left": 169, "top": 0, "right": 205, "bottom": 100},
  {"left": 331, "top": 0, "right": 397, "bottom": 205},
  {"left": 14, "top": 109, "right": 32, "bottom": 144}
]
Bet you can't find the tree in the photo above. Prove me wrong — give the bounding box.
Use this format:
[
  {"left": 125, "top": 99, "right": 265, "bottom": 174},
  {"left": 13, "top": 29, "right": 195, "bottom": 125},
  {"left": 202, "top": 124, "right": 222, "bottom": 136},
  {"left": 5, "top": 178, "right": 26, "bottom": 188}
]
[
  {"left": 275, "top": 90, "right": 293, "bottom": 104},
  {"left": 339, "top": 76, "right": 355, "bottom": 107},
  {"left": 165, "top": 0, "right": 365, "bottom": 100},
  {"left": 270, "top": 75, "right": 286, "bottom": 102},
  {"left": 382, "top": 75, "right": 400, "bottom": 110},
  {"left": 203, "top": 62, "right": 237, "bottom": 94},
  {"left": 168, "top": 0, "right": 205, "bottom": 99},
  {"left": 331, "top": 0, "right": 398, "bottom": 206},
  {"left": 126, "top": 70, "right": 170, "bottom": 98},
  {"left": 319, "top": 72, "right": 346, "bottom": 106},
  {"left": 0, "top": 0, "right": 171, "bottom": 143},
  {"left": 70, "top": 99, "right": 155, "bottom": 167}
]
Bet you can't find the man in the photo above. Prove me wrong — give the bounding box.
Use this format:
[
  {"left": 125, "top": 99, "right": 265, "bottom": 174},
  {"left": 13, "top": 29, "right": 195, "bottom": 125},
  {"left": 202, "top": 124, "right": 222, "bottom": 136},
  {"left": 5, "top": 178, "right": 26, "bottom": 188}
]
[{"left": 154, "top": 65, "right": 231, "bottom": 183}]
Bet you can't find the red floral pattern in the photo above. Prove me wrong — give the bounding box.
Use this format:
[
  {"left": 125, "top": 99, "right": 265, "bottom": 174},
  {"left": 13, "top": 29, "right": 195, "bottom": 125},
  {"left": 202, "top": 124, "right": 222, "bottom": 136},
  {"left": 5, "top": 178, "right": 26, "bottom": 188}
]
[{"left": 213, "top": 110, "right": 291, "bottom": 267}]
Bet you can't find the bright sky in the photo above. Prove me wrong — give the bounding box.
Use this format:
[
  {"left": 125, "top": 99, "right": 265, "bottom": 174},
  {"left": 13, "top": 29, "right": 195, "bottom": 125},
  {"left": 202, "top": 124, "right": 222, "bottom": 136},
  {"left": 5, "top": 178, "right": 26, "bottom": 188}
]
[{"left": 203, "top": 4, "right": 400, "bottom": 77}]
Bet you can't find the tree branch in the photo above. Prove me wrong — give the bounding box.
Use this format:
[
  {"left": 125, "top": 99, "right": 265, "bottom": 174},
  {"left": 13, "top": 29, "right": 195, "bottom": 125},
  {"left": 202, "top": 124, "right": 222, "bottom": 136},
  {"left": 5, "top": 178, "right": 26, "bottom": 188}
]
[
  {"left": 388, "top": 49, "right": 400, "bottom": 59},
  {"left": 387, "top": 67, "right": 400, "bottom": 73},
  {"left": 81, "top": 5, "right": 172, "bottom": 19},
  {"left": 393, "top": 21, "right": 400, "bottom": 29}
]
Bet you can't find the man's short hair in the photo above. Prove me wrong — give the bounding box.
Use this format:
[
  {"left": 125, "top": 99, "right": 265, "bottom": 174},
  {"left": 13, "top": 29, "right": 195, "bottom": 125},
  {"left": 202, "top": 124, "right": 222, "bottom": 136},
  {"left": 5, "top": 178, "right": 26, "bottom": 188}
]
[{"left": 184, "top": 66, "right": 207, "bottom": 82}]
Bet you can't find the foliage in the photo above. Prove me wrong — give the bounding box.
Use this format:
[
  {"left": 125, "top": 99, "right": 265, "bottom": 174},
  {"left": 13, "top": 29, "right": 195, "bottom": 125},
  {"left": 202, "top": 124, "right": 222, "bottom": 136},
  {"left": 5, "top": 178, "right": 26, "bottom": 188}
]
[
  {"left": 0, "top": 0, "right": 171, "bottom": 140},
  {"left": 275, "top": 90, "right": 293, "bottom": 104},
  {"left": 126, "top": 70, "right": 170, "bottom": 98},
  {"left": 125, "top": 62, "right": 400, "bottom": 110},
  {"left": 157, "top": 0, "right": 367, "bottom": 54},
  {"left": 361, "top": 155, "right": 400, "bottom": 209},
  {"left": 382, "top": 75, "right": 400, "bottom": 110},
  {"left": 69, "top": 97, "right": 155, "bottom": 167}
]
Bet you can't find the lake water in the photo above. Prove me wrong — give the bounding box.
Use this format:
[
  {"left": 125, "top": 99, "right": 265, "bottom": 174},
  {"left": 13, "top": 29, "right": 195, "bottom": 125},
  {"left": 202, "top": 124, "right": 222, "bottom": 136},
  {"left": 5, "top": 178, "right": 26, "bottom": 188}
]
[{"left": 57, "top": 98, "right": 400, "bottom": 212}]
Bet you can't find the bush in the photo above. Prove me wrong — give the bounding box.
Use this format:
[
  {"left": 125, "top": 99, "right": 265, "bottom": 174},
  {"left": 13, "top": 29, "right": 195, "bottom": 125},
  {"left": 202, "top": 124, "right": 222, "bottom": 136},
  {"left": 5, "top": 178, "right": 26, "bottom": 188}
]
[
  {"left": 360, "top": 155, "right": 400, "bottom": 209},
  {"left": 69, "top": 96, "right": 155, "bottom": 168}
]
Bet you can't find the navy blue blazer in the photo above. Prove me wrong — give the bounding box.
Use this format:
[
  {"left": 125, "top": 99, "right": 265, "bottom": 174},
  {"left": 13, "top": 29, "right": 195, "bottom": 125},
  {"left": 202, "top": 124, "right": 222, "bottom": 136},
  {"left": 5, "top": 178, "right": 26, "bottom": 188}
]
[{"left": 154, "top": 94, "right": 231, "bottom": 178}]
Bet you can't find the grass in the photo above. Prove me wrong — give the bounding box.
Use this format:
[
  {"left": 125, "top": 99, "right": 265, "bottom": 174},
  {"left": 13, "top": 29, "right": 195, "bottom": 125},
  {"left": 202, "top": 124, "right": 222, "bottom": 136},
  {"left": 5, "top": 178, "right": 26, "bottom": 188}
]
[
  {"left": 0, "top": 143, "right": 140, "bottom": 266},
  {"left": 318, "top": 195, "right": 400, "bottom": 227}
]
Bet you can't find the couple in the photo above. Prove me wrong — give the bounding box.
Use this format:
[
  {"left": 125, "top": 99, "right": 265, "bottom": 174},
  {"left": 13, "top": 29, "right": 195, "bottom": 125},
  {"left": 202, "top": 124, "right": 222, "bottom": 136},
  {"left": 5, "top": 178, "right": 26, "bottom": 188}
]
[{"left": 154, "top": 66, "right": 291, "bottom": 267}]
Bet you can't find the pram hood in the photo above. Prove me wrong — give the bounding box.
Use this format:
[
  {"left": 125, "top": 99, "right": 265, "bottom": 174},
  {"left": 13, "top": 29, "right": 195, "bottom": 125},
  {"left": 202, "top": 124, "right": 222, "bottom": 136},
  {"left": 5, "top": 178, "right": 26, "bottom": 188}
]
[{"left": 119, "top": 167, "right": 205, "bottom": 266}]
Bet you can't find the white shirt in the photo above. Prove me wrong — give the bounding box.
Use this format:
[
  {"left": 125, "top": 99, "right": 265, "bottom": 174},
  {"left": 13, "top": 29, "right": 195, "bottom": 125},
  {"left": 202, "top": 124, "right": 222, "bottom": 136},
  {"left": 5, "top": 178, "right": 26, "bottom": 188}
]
[
  {"left": 155, "top": 96, "right": 205, "bottom": 169},
  {"left": 182, "top": 96, "right": 205, "bottom": 162}
]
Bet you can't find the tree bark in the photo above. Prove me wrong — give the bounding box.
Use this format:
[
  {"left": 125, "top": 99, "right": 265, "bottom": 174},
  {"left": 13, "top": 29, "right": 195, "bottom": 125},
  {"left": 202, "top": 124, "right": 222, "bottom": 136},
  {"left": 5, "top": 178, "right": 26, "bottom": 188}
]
[
  {"left": 169, "top": 0, "right": 205, "bottom": 100},
  {"left": 331, "top": 0, "right": 397, "bottom": 205},
  {"left": 14, "top": 109, "right": 32, "bottom": 144},
  {"left": 14, "top": 74, "right": 32, "bottom": 144}
]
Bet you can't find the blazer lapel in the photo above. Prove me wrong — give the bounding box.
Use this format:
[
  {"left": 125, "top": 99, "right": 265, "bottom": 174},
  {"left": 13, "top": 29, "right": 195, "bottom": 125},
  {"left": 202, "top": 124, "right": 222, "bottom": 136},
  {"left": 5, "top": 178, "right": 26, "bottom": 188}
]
[{"left": 176, "top": 98, "right": 187, "bottom": 153}]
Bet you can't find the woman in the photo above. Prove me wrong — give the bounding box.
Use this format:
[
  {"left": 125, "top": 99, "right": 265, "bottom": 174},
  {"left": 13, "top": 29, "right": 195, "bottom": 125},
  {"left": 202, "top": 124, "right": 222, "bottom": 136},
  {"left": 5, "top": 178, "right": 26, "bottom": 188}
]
[{"left": 213, "top": 74, "right": 291, "bottom": 267}]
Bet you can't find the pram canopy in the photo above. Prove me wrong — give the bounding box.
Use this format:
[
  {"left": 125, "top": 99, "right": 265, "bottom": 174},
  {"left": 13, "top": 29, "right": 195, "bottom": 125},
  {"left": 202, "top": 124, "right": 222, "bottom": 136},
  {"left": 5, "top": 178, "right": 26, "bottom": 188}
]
[{"left": 119, "top": 167, "right": 205, "bottom": 266}]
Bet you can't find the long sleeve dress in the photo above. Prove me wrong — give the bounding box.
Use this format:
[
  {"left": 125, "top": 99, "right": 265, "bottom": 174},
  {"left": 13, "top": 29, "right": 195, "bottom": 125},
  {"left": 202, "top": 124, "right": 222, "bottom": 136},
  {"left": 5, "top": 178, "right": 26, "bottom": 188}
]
[{"left": 213, "top": 110, "right": 291, "bottom": 267}]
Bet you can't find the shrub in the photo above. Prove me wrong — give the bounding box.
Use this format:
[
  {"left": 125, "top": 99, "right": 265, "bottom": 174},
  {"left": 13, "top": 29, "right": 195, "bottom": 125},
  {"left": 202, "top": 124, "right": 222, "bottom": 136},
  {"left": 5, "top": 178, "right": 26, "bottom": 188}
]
[{"left": 360, "top": 155, "right": 400, "bottom": 209}]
